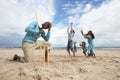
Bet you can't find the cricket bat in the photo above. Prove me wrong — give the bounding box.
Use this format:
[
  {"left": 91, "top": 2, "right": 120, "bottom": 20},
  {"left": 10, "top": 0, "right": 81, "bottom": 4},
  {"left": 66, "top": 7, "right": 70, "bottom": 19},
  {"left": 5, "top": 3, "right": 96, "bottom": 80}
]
[{"left": 35, "top": 10, "right": 42, "bottom": 28}]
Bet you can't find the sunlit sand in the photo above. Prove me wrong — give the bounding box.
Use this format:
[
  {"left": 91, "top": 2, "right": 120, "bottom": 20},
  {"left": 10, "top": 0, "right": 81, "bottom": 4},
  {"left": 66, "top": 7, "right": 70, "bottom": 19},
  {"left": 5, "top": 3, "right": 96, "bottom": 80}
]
[{"left": 0, "top": 48, "right": 120, "bottom": 80}]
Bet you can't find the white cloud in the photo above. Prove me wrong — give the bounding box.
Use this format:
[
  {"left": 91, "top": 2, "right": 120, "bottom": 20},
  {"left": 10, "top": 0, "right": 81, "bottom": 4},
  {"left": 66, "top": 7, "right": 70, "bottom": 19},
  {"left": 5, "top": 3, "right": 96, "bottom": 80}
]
[
  {"left": 0, "top": 0, "right": 56, "bottom": 47},
  {"left": 0, "top": 0, "right": 55, "bottom": 36},
  {"left": 77, "top": 0, "right": 120, "bottom": 47},
  {"left": 84, "top": 4, "right": 92, "bottom": 13},
  {"left": 50, "top": 23, "right": 68, "bottom": 47},
  {"left": 49, "top": 22, "right": 83, "bottom": 47},
  {"left": 50, "top": 0, "right": 120, "bottom": 47},
  {"left": 61, "top": 0, "right": 120, "bottom": 47},
  {"left": 1, "top": 0, "right": 120, "bottom": 47}
]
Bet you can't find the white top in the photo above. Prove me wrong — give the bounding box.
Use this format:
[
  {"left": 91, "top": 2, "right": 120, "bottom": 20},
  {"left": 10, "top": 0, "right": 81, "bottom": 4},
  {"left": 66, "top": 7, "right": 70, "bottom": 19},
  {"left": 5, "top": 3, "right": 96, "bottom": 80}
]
[{"left": 67, "top": 25, "right": 74, "bottom": 40}]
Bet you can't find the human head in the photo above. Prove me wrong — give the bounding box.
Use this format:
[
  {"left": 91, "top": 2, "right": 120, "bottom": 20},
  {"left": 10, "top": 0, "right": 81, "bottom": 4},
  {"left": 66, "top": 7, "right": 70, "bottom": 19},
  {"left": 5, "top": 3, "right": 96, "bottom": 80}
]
[
  {"left": 88, "top": 30, "right": 95, "bottom": 39},
  {"left": 39, "top": 22, "right": 52, "bottom": 34},
  {"left": 82, "top": 41, "right": 86, "bottom": 46},
  {"left": 70, "top": 30, "right": 75, "bottom": 33},
  {"left": 70, "top": 22, "right": 73, "bottom": 25},
  {"left": 74, "top": 42, "right": 76, "bottom": 45},
  {"left": 41, "top": 22, "right": 52, "bottom": 29}
]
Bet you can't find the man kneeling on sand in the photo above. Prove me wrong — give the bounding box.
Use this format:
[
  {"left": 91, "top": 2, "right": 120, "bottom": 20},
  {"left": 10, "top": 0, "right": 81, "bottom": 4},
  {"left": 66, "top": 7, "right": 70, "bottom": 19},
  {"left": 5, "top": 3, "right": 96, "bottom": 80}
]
[{"left": 13, "top": 21, "right": 52, "bottom": 63}]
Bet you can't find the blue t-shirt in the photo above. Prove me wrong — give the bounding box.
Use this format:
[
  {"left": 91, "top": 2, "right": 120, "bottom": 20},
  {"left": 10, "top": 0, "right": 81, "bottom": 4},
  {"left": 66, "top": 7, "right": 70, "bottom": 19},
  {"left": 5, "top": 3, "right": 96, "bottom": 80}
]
[
  {"left": 84, "top": 35, "right": 94, "bottom": 45},
  {"left": 22, "top": 21, "right": 50, "bottom": 43}
]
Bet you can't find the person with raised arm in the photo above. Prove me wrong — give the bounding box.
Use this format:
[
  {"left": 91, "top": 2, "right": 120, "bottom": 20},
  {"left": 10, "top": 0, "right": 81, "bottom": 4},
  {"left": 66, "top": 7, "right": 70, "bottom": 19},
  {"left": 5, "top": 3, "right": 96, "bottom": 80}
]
[
  {"left": 81, "top": 30, "right": 96, "bottom": 58},
  {"left": 67, "top": 22, "right": 75, "bottom": 57}
]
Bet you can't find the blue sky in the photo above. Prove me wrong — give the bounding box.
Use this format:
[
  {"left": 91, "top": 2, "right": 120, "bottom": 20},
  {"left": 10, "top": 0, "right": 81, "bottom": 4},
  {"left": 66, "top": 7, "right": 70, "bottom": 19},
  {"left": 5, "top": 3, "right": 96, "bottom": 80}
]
[{"left": 0, "top": 0, "right": 120, "bottom": 47}]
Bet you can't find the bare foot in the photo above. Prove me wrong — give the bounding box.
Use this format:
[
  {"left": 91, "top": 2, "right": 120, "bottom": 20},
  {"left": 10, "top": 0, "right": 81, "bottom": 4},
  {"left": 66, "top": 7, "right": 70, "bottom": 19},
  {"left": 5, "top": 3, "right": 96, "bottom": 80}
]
[
  {"left": 68, "top": 51, "right": 71, "bottom": 57},
  {"left": 93, "top": 54, "right": 96, "bottom": 58},
  {"left": 73, "top": 55, "right": 76, "bottom": 57}
]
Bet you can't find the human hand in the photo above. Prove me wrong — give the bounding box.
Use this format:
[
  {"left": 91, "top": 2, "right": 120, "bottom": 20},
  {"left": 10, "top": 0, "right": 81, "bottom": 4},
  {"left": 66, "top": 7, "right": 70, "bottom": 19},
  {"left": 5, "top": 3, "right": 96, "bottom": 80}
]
[
  {"left": 71, "top": 22, "right": 73, "bottom": 25},
  {"left": 42, "top": 22, "right": 52, "bottom": 30},
  {"left": 39, "top": 29, "right": 45, "bottom": 34},
  {"left": 48, "top": 25, "right": 51, "bottom": 30},
  {"left": 80, "top": 30, "right": 83, "bottom": 34}
]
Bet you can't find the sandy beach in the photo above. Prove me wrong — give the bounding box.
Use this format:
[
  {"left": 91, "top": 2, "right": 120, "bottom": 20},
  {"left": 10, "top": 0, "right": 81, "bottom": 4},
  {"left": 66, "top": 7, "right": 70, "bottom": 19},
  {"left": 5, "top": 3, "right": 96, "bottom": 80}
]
[{"left": 0, "top": 48, "right": 120, "bottom": 80}]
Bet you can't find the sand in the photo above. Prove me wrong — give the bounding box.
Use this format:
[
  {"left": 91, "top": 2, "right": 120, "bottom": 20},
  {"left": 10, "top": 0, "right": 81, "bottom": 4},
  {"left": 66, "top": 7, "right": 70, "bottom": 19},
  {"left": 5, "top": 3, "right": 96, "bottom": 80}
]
[{"left": 0, "top": 48, "right": 120, "bottom": 80}]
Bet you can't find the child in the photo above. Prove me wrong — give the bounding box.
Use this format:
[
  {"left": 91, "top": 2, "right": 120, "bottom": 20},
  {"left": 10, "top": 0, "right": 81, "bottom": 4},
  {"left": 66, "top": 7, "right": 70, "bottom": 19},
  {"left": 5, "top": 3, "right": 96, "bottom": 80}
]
[
  {"left": 80, "top": 41, "right": 87, "bottom": 56},
  {"left": 81, "top": 30, "right": 96, "bottom": 58},
  {"left": 73, "top": 42, "right": 77, "bottom": 54}
]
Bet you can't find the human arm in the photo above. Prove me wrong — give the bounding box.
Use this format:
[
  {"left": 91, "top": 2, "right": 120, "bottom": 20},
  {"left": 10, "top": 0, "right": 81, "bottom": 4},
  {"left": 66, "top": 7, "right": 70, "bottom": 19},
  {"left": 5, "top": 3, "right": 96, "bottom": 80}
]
[
  {"left": 67, "top": 22, "right": 73, "bottom": 34},
  {"left": 70, "top": 22, "right": 73, "bottom": 30},
  {"left": 41, "top": 29, "right": 50, "bottom": 41},
  {"left": 25, "top": 21, "right": 39, "bottom": 33},
  {"left": 80, "top": 30, "right": 84, "bottom": 35},
  {"left": 80, "top": 42, "right": 82, "bottom": 46},
  {"left": 80, "top": 30, "right": 90, "bottom": 39},
  {"left": 67, "top": 26, "right": 70, "bottom": 34}
]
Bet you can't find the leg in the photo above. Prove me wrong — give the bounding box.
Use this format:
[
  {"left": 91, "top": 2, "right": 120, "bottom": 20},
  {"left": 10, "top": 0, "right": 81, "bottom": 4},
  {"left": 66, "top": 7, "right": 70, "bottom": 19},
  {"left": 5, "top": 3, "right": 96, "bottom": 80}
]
[
  {"left": 73, "top": 47, "right": 77, "bottom": 57},
  {"left": 73, "top": 51, "right": 75, "bottom": 57},
  {"left": 72, "top": 47, "right": 75, "bottom": 57},
  {"left": 67, "top": 49, "right": 71, "bottom": 57},
  {"left": 93, "top": 54, "right": 96, "bottom": 58},
  {"left": 22, "top": 42, "right": 34, "bottom": 62},
  {"left": 67, "top": 40, "right": 71, "bottom": 57},
  {"left": 83, "top": 51, "right": 86, "bottom": 56},
  {"left": 34, "top": 41, "right": 41, "bottom": 49},
  {"left": 69, "top": 40, "right": 75, "bottom": 57},
  {"left": 87, "top": 45, "right": 91, "bottom": 57},
  {"left": 91, "top": 46, "right": 96, "bottom": 58},
  {"left": 90, "top": 49, "right": 93, "bottom": 56}
]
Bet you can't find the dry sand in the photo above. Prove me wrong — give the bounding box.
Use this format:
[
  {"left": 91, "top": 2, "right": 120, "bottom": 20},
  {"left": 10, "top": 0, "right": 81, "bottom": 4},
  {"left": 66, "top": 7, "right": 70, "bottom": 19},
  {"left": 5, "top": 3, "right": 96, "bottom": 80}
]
[{"left": 0, "top": 48, "right": 120, "bottom": 80}]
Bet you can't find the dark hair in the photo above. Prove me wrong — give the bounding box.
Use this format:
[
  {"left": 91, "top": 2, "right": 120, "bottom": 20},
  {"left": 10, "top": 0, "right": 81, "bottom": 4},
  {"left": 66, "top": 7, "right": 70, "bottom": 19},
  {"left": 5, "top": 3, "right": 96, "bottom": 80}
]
[
  {"left": 73, "top": 30, "right": 75, "bottom": 33},
  {"left": 82, "top": 41, "right": 86, "bottom": 46},
  {"left": 80, "top": 41, "right": 86, "bottom": 46},
  {"left": 89, "top": 30, "right": 95, "bottom": 39},
  {"left": 71, "top": 30, "right": 75, "bottom": 33},
  {"left": 42, "top": 22, "right": 52, "bottom": 29}
]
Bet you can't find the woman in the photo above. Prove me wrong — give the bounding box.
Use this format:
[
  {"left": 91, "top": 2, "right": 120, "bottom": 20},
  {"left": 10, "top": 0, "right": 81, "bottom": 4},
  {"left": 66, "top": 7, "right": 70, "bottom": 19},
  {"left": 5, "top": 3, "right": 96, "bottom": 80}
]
[{"left": 81, "top": 30, "right": 96, "bottom": 58}]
